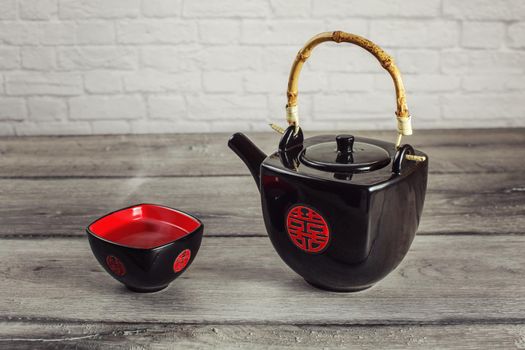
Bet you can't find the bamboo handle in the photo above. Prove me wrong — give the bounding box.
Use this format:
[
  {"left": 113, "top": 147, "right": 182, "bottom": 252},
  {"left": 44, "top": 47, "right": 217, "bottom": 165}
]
[{"left": 286, "top": 31, "right": 412, "bottom": 144}]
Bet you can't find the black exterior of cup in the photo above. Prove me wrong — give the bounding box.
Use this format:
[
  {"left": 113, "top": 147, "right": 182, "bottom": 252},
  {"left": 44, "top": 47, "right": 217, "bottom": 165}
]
[
  {"left": 260, "top": 138, "right": 428, "bottom": 292},
  {"left": 86, "top": 218, "right": 203, "bottom": 293}
]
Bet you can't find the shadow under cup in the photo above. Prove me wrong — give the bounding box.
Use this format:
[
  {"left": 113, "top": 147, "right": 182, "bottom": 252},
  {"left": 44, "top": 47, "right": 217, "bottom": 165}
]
[{"left": 86, "top": 204, "right": 203, "bottom": 293}]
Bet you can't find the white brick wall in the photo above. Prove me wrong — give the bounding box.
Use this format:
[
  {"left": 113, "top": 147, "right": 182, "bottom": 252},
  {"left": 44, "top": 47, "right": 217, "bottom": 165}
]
[{"left": 0, "top": 0, "right": 524, "bottom": 136}]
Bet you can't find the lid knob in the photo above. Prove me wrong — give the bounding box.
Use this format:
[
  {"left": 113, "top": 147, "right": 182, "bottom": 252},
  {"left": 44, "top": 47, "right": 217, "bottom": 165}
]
[{"left": 336, "top": 134, "right": 354, "bottom": 154}]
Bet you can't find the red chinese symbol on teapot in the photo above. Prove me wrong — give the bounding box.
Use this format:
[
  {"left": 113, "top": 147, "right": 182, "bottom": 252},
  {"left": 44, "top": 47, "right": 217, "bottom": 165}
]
[{"left": 286, "top": 205, "right": 330, "bottom": 253}]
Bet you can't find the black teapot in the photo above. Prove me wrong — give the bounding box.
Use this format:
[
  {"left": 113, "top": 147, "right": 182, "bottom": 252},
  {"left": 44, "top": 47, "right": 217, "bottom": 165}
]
[{"left": 229, "top": 31, "right": 428, "bottom": 292}]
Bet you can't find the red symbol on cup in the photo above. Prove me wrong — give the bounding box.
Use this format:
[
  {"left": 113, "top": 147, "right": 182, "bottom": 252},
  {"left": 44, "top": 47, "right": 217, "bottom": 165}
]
[
  {"left": 173, "top": 249, "right": 191, "bottom": 273},
  {"left": 106, "top": 255, "right": 126, "bottom": 276},
  {"left": 286, "top": 205, "right": 330, "bottom": 253}
]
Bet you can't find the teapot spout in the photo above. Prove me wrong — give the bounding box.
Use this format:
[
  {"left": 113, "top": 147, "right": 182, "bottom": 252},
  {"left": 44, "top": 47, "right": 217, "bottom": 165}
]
[{"left": 228, "top": 133, "right": 266, "bottom": 192}]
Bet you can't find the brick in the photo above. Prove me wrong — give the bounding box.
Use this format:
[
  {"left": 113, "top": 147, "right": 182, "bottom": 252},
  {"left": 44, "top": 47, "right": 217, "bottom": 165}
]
[
  {"left": 142, "top": 0, "right": 181, "bottom": 17},
  {"left": 459, "top": 76, "right": 488, "bottom": 91},
  {"left": 15, "top": 121, "right": 92, "bottom": 136},
  {"left": 0, "top": 123, "right": 15, "bottom": 136},
  {"left": 130, "top": 120, "right": 211, "bottom": 133},
  {"left": 0, "top": 23, "right": 72, "bottom": 45},
  {"left": 270, "top": 0, "right": 311, "bottom": 18},
  {"left": 462, "top": 75, "right": 525, "bottom": 91},
  {"left": 117, "top": 20, "right": 196, "bottom": 44},
  {"left": 69, "top": 96, "right": 145, "bottom": 120},
  {"left": 444, "top": 0, "right": 525, "bottom": 20},
  {"left": 20, "top": 0, "right": 57, "bottom": 20},
  {"left": 372, "top": 73, "right": 393, "bottom": 91},
  {"left": 76, "top": 22, "right": 116, "bottom": 44},
  {"left": 401, "top": 74, "right": 461, "bottom": 92},
  {"left": 203, "top": 72, "right": 243, "bottom": 92},
  {"left": 0, "top": 98, "right": 26, "bottom": 120},
  {"left": 196, "top": 46, "right": 262, "bottom": 71},
  {"left": 442, "top": 50, "right": 525, "bottom": 73},
  {"left": 443, "top": 93, "right": 525, "bottom": 119},
  {"left": 508, "top": 22, "right": 525, "bottom": 48},
  {"left": 324, "top": 19, "right": 368, "bottom": 37},
  {"left": 244, "top": 72, "right": 285, "bottom": 93},
  {"left": 84, "top": 71, "right": 122, "bottom": 93},
  {"left": 148, "top": 95, "right": 186, "bottom": 119},
  {"left": 187, "top": 94, "right": 267, "bottom": 120},
  {"left": 183, "top": 0, "right": 269, "bottom": 18},
  {"left": 462, "top": 76, "right": 498, "bottom": 92},
  {"left": 27, "top": 97, "right": 66, "bottom": 121},
  {"left": 299, "top": 45, "right": 351, "bottom": 72},
  {"left": 59, "top": 0, "right": 140, "bottom": 19},
  {"left": 407, "top": 94, "right": 441, "bottom": 120},
  {"left": 295, "top": 74, "right": 325, "bottom": 94},
  {"left": 38, "top": 23, "right": 76, "bottom": 45},
  {"left": 123, "top": 70, "right": 200, "bottom": 93},
  {"left": 199, "top": 21, "right": 240, "bottom": 44},
  {"left": 462, "top": 22, "right": 504, "bottom": 49},
  {"left": 499, "top": 76, "right": 525, "bottom": 90},
  {"left": 0, "top": 47, "right": 19, "bottom": 69},
  {"left": 21, "top": 47, "right": 56, "bottom": 70},
  {"left": 6, "top": 73, "right": 83, "bottom": 96},
  {"left": 141, "top": 46, "right": 199, "bottom": 72},
  {"left": 58, "top": 47, "right": 137, "bottom": 70},
  {"left": 370, "top": 20, "right": 459, "bottom": 48},
  {"left": 314, "top": 93, "right": 393, "bottom": 119},
  {"left": 0, "top": 23, "right": 39, "bottom": 45},
  {"left": 441, "top": 51, "right": 468, "bottom": 73},
  {"left": 397, "top": 50, "right": 440, "bottom": 74},
  {"left": 91, "top": 120, "right": 131, "bottom": 134},
  {"left": 328, "top": 73, "right": 375, "bottom": 92},
  {"left": 262, "top": 46, "right": 297, "bottom": 73},
  {"left": 245, "top": 71, "right": 325, "bottom": 94},
  {"left": 308, "top": 45, "right": 383, "bottom": 73},
  {"left": 0, "top": 0, "right": 16, "bottom": 19},
  {"left": 241, "top": 20, "right": 325, "bottom": 45},
  {"left": 313, "top": 0, "right": 441, "bottom": 18}
]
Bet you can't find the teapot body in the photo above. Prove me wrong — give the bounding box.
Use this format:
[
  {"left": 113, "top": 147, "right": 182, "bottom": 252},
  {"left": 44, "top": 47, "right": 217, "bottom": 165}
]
[
  {"left": 228, "top": 31, "right": 429, "bottom": 292},
  {"left": 259, "top": 136, "right": 428, "bottom": 291}
]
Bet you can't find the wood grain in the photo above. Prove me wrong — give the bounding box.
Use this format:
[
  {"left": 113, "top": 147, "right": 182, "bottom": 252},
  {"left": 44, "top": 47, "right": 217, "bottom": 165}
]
[
  {"left": 2, "top": 322, "right": 525, "bottom": 349},
  {"left": 1, "top": 129, "right": 524, "bottom": 347},
  {"left": 0, "top": 129, "right": 523, "bottom": 178},
  {"left": 1, "top": 236, "right": 524, "bottom": 324},
  {"left": 0, "top": 172, "right": 522, "bottom": 237}
]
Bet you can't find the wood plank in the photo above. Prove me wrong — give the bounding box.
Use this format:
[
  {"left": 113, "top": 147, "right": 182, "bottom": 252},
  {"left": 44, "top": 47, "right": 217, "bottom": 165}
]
[
  {"left": 1, "top": 236, "right": 524, "bottom": 323},
  {"left": 2, "top": 322, "right": 525, "bottom": 349},
  {"left": 0, "top": 172, "right": 523, "bottom": 237},
  {"left": 0, "top": 129, "right": 523, "bottom": 177}
]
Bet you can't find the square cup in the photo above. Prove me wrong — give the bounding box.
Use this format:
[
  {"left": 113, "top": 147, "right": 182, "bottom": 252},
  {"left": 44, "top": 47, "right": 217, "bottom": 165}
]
[{"left": 87, "top": 203, "right": 203, "bottom": 292}]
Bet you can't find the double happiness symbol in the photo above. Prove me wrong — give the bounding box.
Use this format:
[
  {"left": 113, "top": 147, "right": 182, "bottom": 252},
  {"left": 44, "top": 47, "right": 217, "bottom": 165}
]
[
  {"left": 106, "top": 255, "right": 126, "bottom": 276},
  {"left": 173, "top": 249, "right": 191, "bottom": 273},
  {"left": 286, "top": 205, "right": 330, "bottom": 253}
]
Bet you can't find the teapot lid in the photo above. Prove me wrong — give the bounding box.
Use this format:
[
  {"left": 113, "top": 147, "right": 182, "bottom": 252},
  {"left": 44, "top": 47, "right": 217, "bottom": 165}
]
[{"left": 300, "top": 134, "right": 390, "bottom": 172}]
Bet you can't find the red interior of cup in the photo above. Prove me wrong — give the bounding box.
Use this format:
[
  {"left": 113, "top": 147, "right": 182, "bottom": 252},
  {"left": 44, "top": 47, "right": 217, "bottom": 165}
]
[{"left": 89, "top": 204, "right": 201, "bottom": 249}]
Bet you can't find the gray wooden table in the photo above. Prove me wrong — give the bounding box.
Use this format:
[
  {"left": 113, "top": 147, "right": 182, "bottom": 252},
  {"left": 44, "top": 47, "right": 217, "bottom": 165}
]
[{"left": 0, "top": 128, "right": 524, "bottom": 349}]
